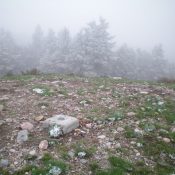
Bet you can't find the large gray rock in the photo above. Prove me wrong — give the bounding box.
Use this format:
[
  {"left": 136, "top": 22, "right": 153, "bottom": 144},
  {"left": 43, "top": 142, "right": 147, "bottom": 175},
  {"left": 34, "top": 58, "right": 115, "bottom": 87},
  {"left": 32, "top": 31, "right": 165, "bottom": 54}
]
[
  {"left": 17, "top": 130, "right": 29, "bottom": 144},
  {"left": 41, "top": 115, "right": 79, "bottom": 134}
]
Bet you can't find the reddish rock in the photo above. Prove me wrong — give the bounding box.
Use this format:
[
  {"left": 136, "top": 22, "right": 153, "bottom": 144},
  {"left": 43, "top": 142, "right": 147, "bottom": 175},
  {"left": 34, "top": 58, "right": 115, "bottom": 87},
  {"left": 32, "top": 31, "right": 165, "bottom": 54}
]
[
  {"left": 20, "top": 122, "right": 34, "bottom": 131},
  {"left": 39, "top": 140, "right": 48, "bottom": 150}
]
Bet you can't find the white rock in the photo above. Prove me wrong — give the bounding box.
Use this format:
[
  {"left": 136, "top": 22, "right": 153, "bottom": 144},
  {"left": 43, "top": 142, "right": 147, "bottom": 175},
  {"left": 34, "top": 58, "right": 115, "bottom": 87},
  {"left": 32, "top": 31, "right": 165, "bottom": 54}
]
[
  {"left": 136, "top": 152, "right": 141, "bottom": 156},
  {"left": 171, "top": 127, "right": 175, "bottom": 133},
  {"left": 0, "top": 104, "right": 4, "bottom": 112},
  {"left": 29, "top": 150, "right": 36, "bottom": 156},
  {"left": 163, "top": 138, "right": 171, "bottom": 143},
  {"left": 97, "top": 135, "right": 106, "bottom": 139},
  {"left": 41, "top": 115, "right": 79, "bottom": 134},
  {"left": 140, "top": 91, "right": 148, "bottom": 95},
  {"left": 33, "top": 88, "right": 44, "bottom": 94},
  {"left": 127, "top": 112, "right": 136, "bottom": 117}
]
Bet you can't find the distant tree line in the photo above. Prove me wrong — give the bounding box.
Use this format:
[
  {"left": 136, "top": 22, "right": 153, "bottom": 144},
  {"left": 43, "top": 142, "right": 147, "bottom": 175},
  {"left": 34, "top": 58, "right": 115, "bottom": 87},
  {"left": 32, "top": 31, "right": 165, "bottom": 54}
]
[{"left": 0, "top": 18, "right": 175, "bottom": 80}]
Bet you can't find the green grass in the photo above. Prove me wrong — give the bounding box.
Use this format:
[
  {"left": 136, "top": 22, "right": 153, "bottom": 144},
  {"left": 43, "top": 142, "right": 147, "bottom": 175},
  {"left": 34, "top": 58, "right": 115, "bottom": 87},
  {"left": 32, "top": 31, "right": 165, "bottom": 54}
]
[
  {"left": 91, "top": 156, "right": 153, "bottom": 175},
  {"left": 73, "top": 143, "right": 96, "bottom": 158},
  {"left": 0, "top": 153, "right": 68, "bottom": 175},
  {"left": 32, "top": 84, "right": 54, "bottom": 96}
]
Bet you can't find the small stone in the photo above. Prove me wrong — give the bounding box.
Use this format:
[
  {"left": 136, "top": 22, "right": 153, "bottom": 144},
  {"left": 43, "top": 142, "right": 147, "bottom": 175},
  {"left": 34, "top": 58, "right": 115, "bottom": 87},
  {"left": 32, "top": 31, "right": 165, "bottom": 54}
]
[
  {"left": 97, "top": 135, "right": 106, "bottom": 139},
  {"left": 68, "top": 150, "right": 75, "bottom": 158},
  {"left": 117, "top": 127, "right": 124, "bottom": 132},
  {"left": 29, "top": 150, "right": 37, "bottom": 156},
  {"left": 33, "top": 88, "right": 44, "bottom": 94},
  {"left": 0, "top": 96, "right": 9, "bottom": 101},
  {"left": 136, "top": 143, "right": 143, "bottom": 148},
  {"left": 5, "top": 118, "right": 13, "bottom": 123},
  {"left": 130, "top": 141, "right": 136, "bottom": 145},
  {"left": 41, "top": 106, "right": 46, "bottom": 109},
  {"left": 105, "top": 142, "right": 112, "bottom": 148},
  {"left": 86, "top": 123, "right": 92, "bottom": 128},
  {"left": 0, "top": 104, "right": 4, "bottom": 112},
  {"left": 39, "top": 140, "right": 48, "bottom": 150},
  {"left": 80, "top": 159, "right": 88, "bottom": 164},
  {"left": 35, "top": 115, "right": 44, "bottom": 122},
  {"left": 0, "top": 120, "right": 5, "bottom": 126},
  {"left": 9, "top": 149, "right": 16, "bottom": 153},
  {"left": 14, "top": 161, "right": 18, "bottom": 165},
  {"left": 136, "top": 152, "right": 141, "bottom": 156},
  {"left": 140, "top": 91, "right": 148, "bottom": 95},
  {"left": 20, "top": 122, "right": 34, "bottom": 131},
  {"left": 0, "top": 159, "right": 9, "bottom": 167},
  {"left": 134, "top": 128, "right": 143, "bottom": 137},
  {"left": 17, "top": 130, "right": 29, "bottom": 144},
  {"left": 171, "top": 127, "right": 175, "bottom": 133},
  {"left": 115, "top": 143, "right": 121, "bottom": 149},
  {"left": 163, "top": 138, "right": 171, "bottom": 143},
  {"left": 127, "top": 112, "right": 136, "bottom": 117}
]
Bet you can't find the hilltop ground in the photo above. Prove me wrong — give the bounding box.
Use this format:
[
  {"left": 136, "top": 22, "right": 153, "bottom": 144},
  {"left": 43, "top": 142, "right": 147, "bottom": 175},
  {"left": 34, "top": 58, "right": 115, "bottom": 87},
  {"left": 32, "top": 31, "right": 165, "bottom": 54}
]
[{"left": 0, "top": 74, "right": 175, "bottom": 175}]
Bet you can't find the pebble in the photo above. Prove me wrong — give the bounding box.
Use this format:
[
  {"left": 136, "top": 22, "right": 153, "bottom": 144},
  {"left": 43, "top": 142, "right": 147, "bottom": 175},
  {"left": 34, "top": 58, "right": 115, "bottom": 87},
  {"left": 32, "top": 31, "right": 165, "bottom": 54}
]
[
  {"left": 127, "top": 112, "right": 136, "bottom": 117},
  {"left": 29, "top": 150, "right": 37, "bottom": 156},
  {"left": 39, "top": 140, "right": 48, "bottom": 150},
  {"left": 163, "top": 138, "right": 171, "bottom": 143},
  {"left": 17, "top": 130, "right": 29, "bottom": 144},
  {"left": 136, "top": 152, "right": 141, "bottom": 156},
  {"left": 0, "top": 120, "right": 5, "bottom": 126},
  {"left": 86, "top": 123, "right": 92, "bottom": 128},
  {"left": 0, "top": 104, "right": 4, "bottom": 112},
  {"left": 115, "top": 143, "right": 121, "bottom": 149},
  {"left": 20, "top": 122, "right": 34, "bottom": 131},
  {"left": 9, "top": 149, "right": 16, "bottom": 153},
  {"left": 97, "top": 135, "right": 106, "bottom": 139},
  {"left": 117, "top": 127, "right": 124, "bottom": 132},
  {"left": 171, "top": 127, "right": 175, "bottom": 133},
  {"left": 35, "top": 115, "right": 44, "bottom": 122},
  {"left": 0, "top": 159, "right": 9, "bottom": 167}
]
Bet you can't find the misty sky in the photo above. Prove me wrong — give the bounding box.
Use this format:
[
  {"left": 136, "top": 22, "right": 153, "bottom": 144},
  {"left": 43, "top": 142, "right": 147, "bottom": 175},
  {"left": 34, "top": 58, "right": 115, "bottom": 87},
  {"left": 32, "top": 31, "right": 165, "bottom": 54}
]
[{"left": 0, "top": 0, "right": 175, "bottom": 60}]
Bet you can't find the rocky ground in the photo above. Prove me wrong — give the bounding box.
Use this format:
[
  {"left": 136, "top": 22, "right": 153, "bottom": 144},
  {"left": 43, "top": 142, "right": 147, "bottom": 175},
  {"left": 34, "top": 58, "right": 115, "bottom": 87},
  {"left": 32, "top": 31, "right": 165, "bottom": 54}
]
[{"left": 0, "top": 74, "right": 175, "bottom": 175}]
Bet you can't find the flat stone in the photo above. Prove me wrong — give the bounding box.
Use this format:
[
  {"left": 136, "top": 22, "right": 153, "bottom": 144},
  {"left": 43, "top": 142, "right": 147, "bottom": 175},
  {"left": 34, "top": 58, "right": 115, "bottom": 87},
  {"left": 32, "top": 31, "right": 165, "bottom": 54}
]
[
  {"left": 127, "top": 112, "right": 136, "bottom": 117},
  {"left": 20, "top": 122, "right": 34, "bottom": 131},
  {"left": 0, "top": 120, "right": 5, "bottom": 126},
  {"left": 97, "top": 135, "right": 106, "bottom": 139},
  {"left": 35, "top": 115, "right": 44, "bottom": 122},
  {"left": 17, "top": 130, "right": 29, "bottom": 144},
  {"left": 41, "top": 115, "right": 79, "bottom": 134},
  {"left": 0, "top": 96, "right": 9, "bottom": 101},
  {"left": 171, "top": 127, "right": 175, "bottom": 133},
  {"left": 0, "top": 159, "right": 9, "bottom": 167},
  {"left": 163, "top": 138, "right": 171, "bottom": 143},
  {"left": 0, "top": 104, "right": 4, "bottom": 112},
  {"left": 29, "top": 150, "right": 37, "bottom": 156},
  {"left": 117, "top": 127, "right": 124, "bottom": 132},
  {"left": 39, "top": 140, "right": 48, "bottom": 150}
]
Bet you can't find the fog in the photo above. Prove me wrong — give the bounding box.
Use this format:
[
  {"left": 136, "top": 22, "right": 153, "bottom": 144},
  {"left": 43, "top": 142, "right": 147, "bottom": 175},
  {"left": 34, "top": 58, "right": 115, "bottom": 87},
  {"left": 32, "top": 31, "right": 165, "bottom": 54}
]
[
  {"left": 0, "top": 0, "right": 175, "bottom": 79},
  {"left": 1, "top": 0, "right": 175, "bottom": 60}
]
